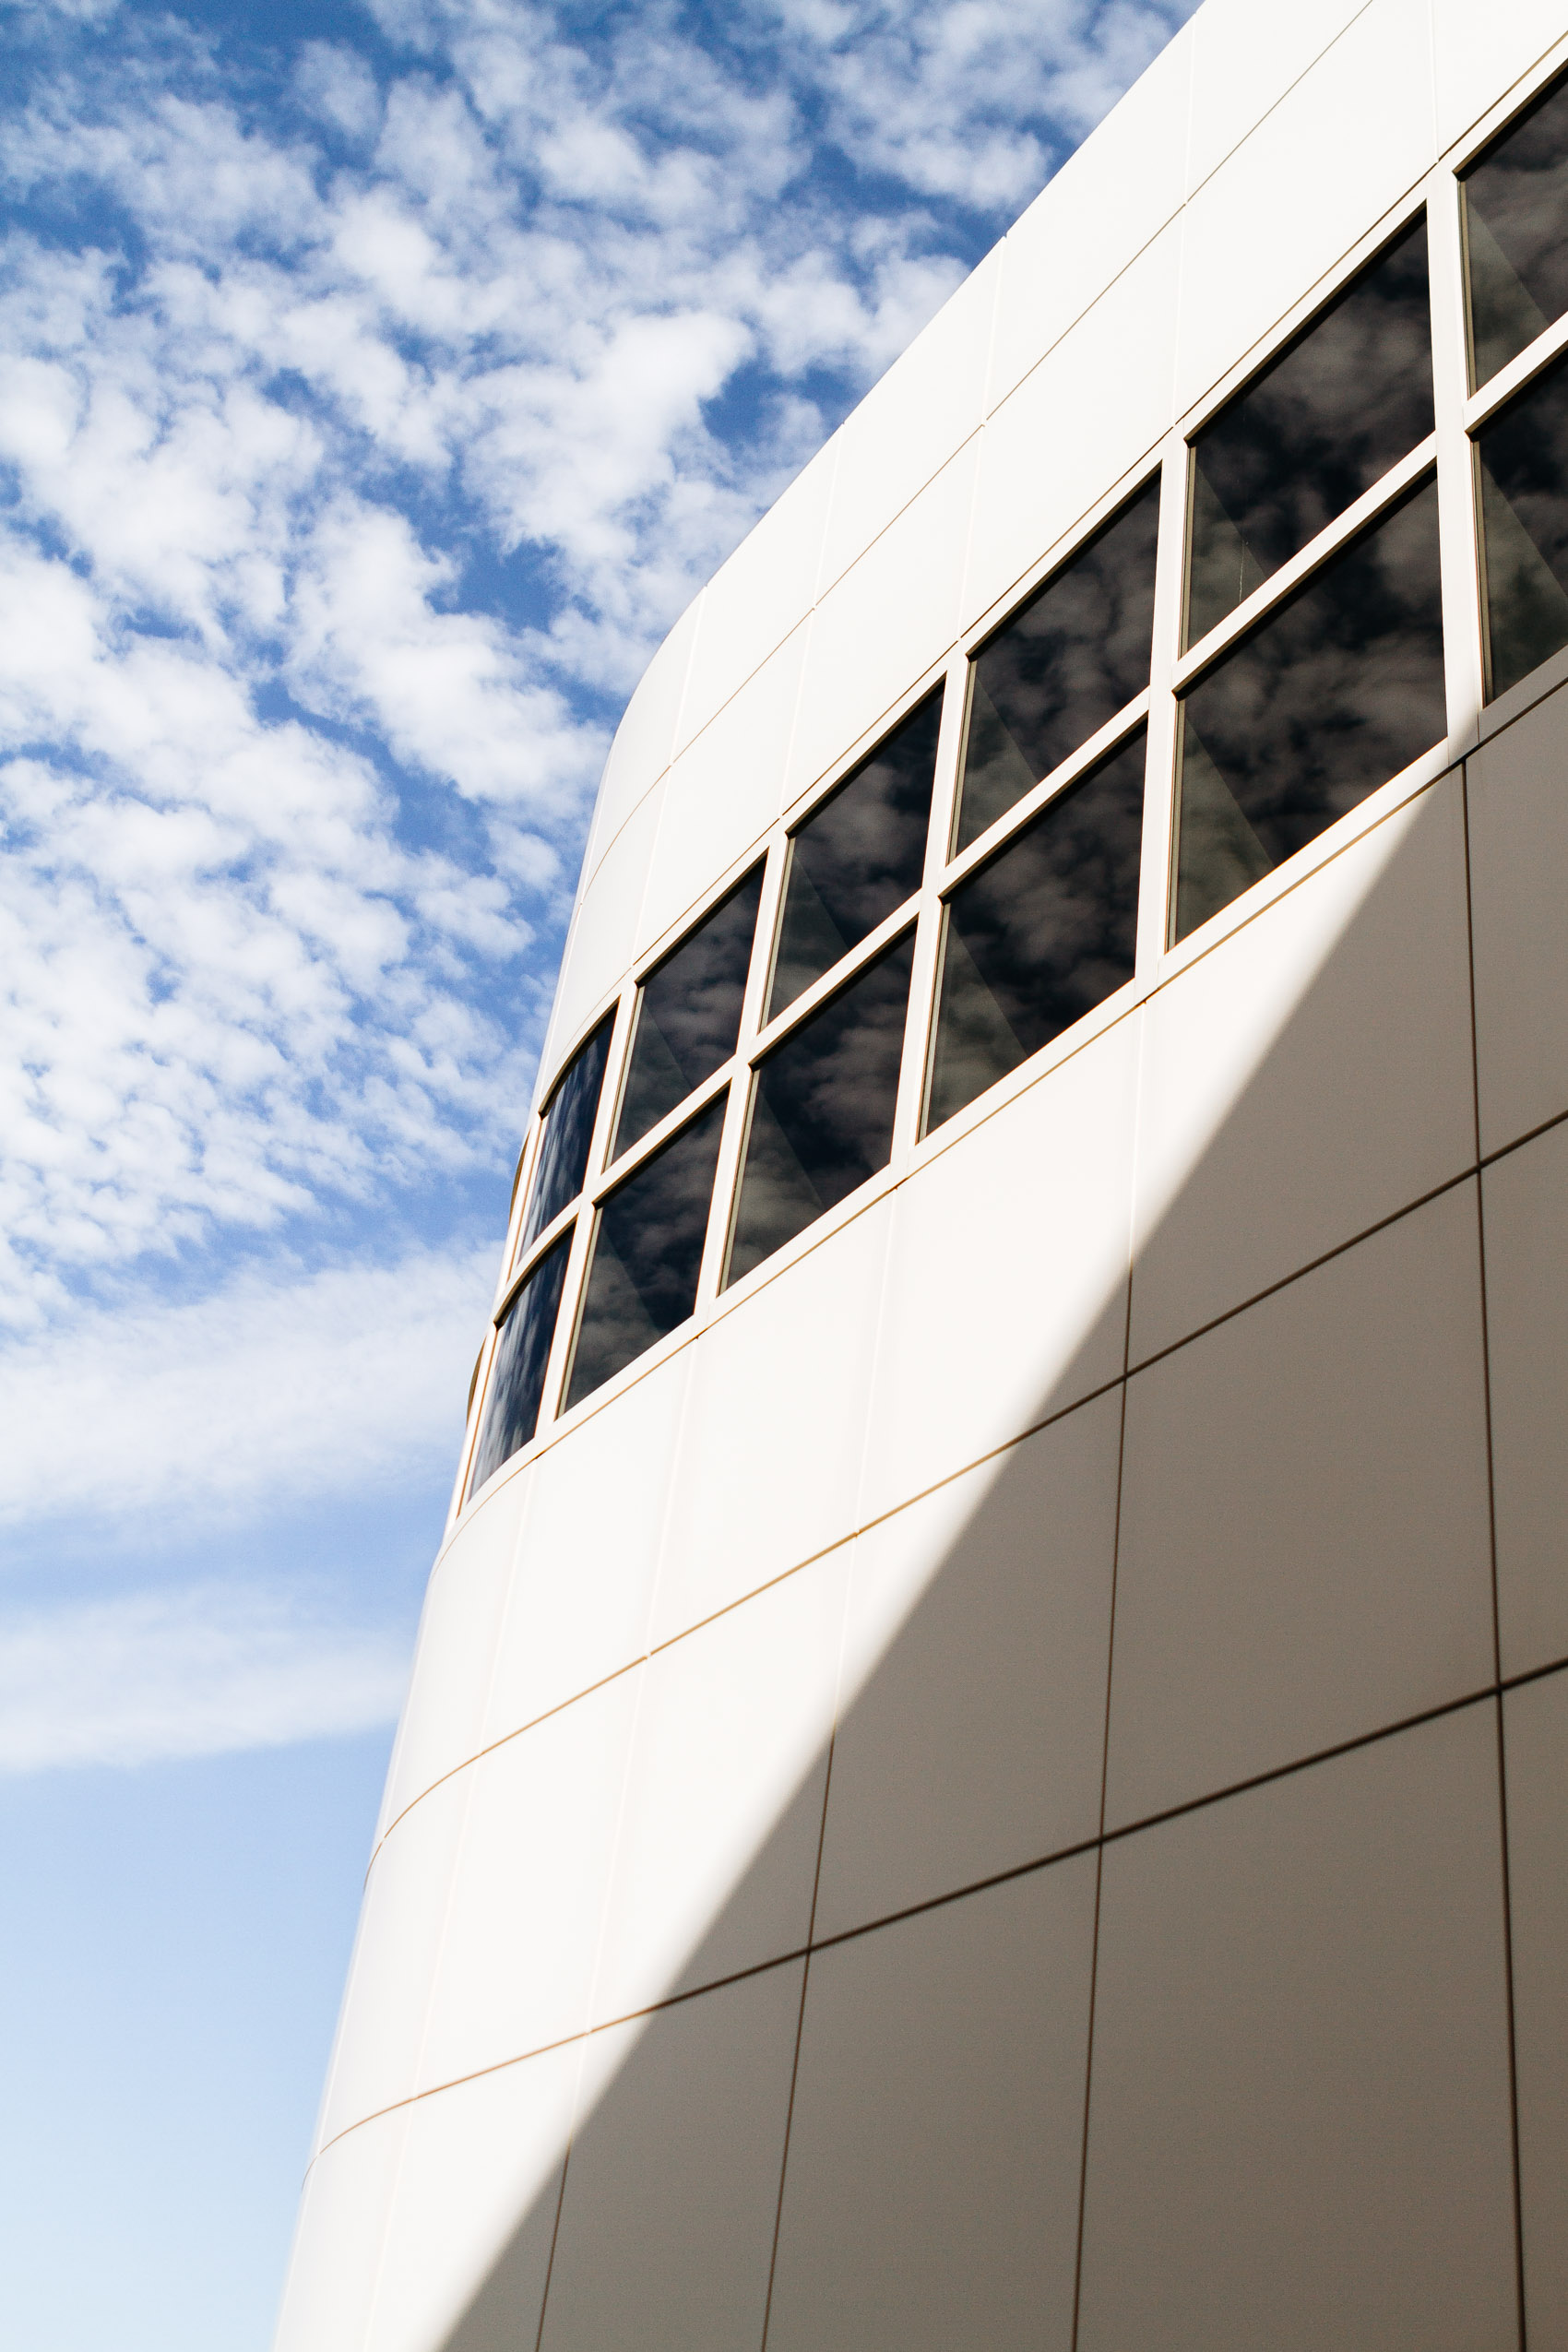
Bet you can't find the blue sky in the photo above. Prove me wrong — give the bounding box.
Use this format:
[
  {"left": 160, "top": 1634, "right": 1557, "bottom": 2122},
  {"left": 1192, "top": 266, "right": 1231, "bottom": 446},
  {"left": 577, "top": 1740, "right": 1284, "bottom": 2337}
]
[{"left": 0, "top": 0, "right": 1196, "bottom": 2341}]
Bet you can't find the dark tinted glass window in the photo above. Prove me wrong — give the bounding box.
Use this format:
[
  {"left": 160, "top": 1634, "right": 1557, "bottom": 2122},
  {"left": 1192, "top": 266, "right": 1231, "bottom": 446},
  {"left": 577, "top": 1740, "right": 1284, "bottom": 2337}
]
[
  {"left": 612, "top": 868, "right": 762, "bottom": 1159},
  {"left": 519, "top": 1015, "right": 613, "bottom": 1250},
  {"left": 565, "top": 1094, "right": 727, "bottom": 1409},
  {"left": 468, "top": 1233, "right": 572, "bottom": 1495},
  {"left": 768, "top": 691, "right": 941, "bottom": 1017},
  {"left": 1185, "top": 220, "right": 1433, "bottom": 647},
  {"left": 957, "top": 475, "right": 1159, "bottom": 853},
  {"left": 730, "top": 933, "right": 914, "bottom": 1285},
  {"left": 1175, "top": 476, "right": 1445, "bottom": 942},
  {"left": 1463, "top": 72, "right": 1568, "bottom": 389},
  {"left": 1476, "top": 345, "right": 1568, "bottom": 702},
  {"left": 927, "top": 730, "right": 1146, "bottom": 1134}
]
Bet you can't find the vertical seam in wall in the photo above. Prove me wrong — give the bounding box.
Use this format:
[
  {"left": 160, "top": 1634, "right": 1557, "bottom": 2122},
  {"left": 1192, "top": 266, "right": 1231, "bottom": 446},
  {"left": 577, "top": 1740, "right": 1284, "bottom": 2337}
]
[
  {"left": 954, "top": 406, "right": 985, "bottom": 651},
  {"left": 1494, "top": 1681, "right": 1529, "bottom": 2352},
  {"left": 393, "top": 1766, "right": 479, "bottom": 2158},
  {"left": 536, "top": 1632, "right": 655, "bottom": 2352},
  {"left": 457, "top": 1479, "right": 538, "bottom": 1838},
  {"left": 529, "top": 2056, "right": 576, "bottom": 2352},
  {"left": 759, "top": 1719, "right": 838, "bottom": 2349},
  {"left": 978, "top": 232, "right": 1005, "bottom": 429},
  {"left": 1462, "top": 756, "right": 1530, "bottom": 2346},
  {"left": 1169, "top": 151, "right": 1188, "bottom": 443},
  {"left": 626, "top": 788, "right": 661, "bottom": 979},
  {"left": 636, "top": 1353, "right": 699, "bottom": 1671},
  {"left": 1071, "top": 1054, "right": 1137, "bottom": 2352},
  {"left": 762, "top": 1445, "right": 858, "bottom": 2348},
  {"left": 809, "top": 436, "right": 842, "bottom": 611},
  {"left": 352, "top": 2108, "right": 411, "bottom": 2352},
  {"left": 757, "top": 1915, "right": 823, "bottom": 2352},
  {"left": 1070, "top": 1384, "right": 1128, "bottom": 2352},
  {"left": 776, "top": 611, "right": 812, "bottom": 830},
  {"left": 845, "top": 1182, "right": 896, "bottom": 1535},
  {"left": 667, "top": 585, "right": 705, "bottom": 767},
  {"left": 577, "top": 1668, "right": 647, "bottom": 2059},
  {"left": 1462, "top": 762, "right": 1501, "bottom": 1685},
  {"left": 1069, "top": 1841, "right": 1106, "bottom": 2352}
]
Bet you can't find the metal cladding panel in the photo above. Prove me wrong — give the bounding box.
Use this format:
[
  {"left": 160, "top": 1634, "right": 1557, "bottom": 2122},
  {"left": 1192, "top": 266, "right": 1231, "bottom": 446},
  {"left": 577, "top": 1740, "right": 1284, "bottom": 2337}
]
[{"left": 277, "top": 6, "right": 1568, "bottom": 2347}]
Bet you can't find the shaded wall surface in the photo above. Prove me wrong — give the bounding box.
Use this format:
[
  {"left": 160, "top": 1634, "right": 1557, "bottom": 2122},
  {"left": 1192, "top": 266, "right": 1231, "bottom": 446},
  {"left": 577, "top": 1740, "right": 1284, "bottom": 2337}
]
[
  {"left": 291, "top": 682, "right": 1568, "bottom": 2352},
  {"left": 281, "top": 631, "right": 1568, "bottom": 2352},
  {"left": 274, "top": 5, "right": 1568, "bottom": 2349}
]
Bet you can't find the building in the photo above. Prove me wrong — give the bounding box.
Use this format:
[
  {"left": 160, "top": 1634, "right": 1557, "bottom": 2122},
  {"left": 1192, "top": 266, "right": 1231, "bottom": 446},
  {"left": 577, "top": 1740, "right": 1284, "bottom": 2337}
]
[{"left": 275, "top": 6, "right": 1568, "bottom": 2346}]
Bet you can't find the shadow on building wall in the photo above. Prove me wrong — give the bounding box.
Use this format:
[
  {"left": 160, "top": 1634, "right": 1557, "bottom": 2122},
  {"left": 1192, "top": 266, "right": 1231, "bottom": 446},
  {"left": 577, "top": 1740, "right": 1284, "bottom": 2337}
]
[{"left": 415, "top": 743, "right": 1548, "bottom": 2352}]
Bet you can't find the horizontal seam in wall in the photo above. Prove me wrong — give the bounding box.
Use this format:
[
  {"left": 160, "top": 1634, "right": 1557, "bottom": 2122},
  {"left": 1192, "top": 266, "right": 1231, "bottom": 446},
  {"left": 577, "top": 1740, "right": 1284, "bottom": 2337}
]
[
  {"left": 1477, "top": 1099, "right": 1568, "bottom": 1175},
  {"left": 307, "top": 1942, "right": 814, "bottom": 2174},
  {"left": 392, "top": 1125, "right": 1551, "bottom": 1862},
  {"left": 811, "top": 428, "right": 982, "bottom": 615},
  {"left": 320, "top": 1656, "right": 1568, "bottom": 2175},
  {"left": 1475, "top": 652, "right": 1568, "bottom": 754},
  {"left": 1178, "top": 1, "right": 1377, "bottom": 218},
  {"left": 1124, "top": 1159, "right": 1482, "bottom": 1384},
  {"left": 365, "top": 1653, "right": 646, "bottom": 1879},
  {"left": 370, "top": 1366, "right": 1130, "bottom": 1872},
  {"left": 987, "top": 210, "right": 1182, "bottom": 428}
]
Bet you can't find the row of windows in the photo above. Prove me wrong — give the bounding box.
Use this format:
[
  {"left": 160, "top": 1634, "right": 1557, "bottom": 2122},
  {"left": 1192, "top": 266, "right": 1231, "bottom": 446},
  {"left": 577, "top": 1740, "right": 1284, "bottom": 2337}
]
[{"left": 465, "top": 61, "right": 1568, "bottom": 1503}]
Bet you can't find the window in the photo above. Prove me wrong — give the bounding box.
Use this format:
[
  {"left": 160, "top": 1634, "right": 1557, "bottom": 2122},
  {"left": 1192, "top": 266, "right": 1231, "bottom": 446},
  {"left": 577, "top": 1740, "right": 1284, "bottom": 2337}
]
[
  {"left": 612, "top": 867, "right": 762, "bottom": 1159},
  {"left": 768, "top": 691, "right": 942, "bottom": 1017},
  {"left": 729, "top": 933, "right": 915, "bottom": 1284},
  {"left": 464, "top": 173, "right": 1508, "bottom": 1517},
  {"left": 1174, "top": 477, "right": 1444, "bottom": 941},
  {"left": 926, "top": 728, "right": 1145, "bottom": 1133},
  {"left": 1185, "top": 219, "right": 1433, "bottom": 647},
  {"left": 564, "top": 1093, "right": 728, "bottom": 1409},
  {"left": 1475, "top": 345, "right": 1568, "bottom": 702},
  {"left": 1462, "top": 71, "right": 1568, "bottom": 390},
  {"left": 468, "top": 1232, "right": 574, "bottom": 1495},
  {"left": 519, "top": 1015, "right": 614, "bottom": 1252},
  {"left": 956, "top": 475, "right": 1159, "bottom": 853}
]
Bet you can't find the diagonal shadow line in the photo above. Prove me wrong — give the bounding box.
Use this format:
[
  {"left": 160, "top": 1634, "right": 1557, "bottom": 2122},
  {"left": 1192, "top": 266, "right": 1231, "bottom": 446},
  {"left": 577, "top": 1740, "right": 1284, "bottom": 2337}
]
[{"left": 299, "top": 746, "right": 1526, "bottom": 2352}]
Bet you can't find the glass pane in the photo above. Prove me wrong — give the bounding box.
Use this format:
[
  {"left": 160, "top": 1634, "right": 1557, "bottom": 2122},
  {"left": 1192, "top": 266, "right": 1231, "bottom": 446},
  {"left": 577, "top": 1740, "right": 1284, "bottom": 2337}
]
[
  {"left": 468, "top": 1232, "right": 572, "bottom": 1495},
  {"left": 1175, "top": 477, "right": 1445, "bottom": 943},
  {"left": 956, "top": 475, "right": 1159, "bottom": 853},
  {"left": 519, "top": 1014, "right": 613, "bottom": 1251},
  {"left": 1463, "top": 72, "right": 1568, "bottom": 389},
  {"left": 1476, "top": 345, "right": 1568, "bottom": 702},
  {"left": 1185, "top": 219, "right": 1433, "bottom": 647},
  {"left": 767, "top": 690, "right": 941, "bottom": 1017},
  {"left": 927, "top": 730, "right": 1145, "bottom": 1134},
  {"left": 565, "top": 1094, "right": 727, "bottom": 1408},
  {"left": 730, "top": 932, "right": 915, "bottom": 1285},
  {"left": 612, "top": 868, "right": 762, "bottom": 1159}
]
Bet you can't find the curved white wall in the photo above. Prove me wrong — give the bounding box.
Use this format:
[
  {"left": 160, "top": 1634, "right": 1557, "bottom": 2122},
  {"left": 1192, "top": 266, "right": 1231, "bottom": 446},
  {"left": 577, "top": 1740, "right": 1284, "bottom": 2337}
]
[{"left": 275, "top": 6, "right": 1568, "bottom": 2347}]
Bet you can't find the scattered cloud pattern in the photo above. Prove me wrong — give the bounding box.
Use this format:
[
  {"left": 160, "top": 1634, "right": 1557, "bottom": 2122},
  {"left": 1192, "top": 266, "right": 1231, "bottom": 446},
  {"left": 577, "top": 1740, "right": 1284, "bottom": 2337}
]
[{"left": 0, "top": 0, "right": 1194, "bottom": 1767}]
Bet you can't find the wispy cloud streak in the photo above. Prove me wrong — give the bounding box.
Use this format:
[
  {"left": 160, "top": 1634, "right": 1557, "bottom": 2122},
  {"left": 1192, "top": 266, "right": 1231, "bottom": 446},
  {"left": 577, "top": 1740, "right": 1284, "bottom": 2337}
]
[{"left": 0, "top": 1586, "right": 411, "bottom": 1771}]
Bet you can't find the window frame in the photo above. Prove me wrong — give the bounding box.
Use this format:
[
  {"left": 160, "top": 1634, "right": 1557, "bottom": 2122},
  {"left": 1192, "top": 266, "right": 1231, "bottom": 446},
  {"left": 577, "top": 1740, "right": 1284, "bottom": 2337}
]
[{"left": 451, "top": 68, "right": 1568, "bottom": 1522}]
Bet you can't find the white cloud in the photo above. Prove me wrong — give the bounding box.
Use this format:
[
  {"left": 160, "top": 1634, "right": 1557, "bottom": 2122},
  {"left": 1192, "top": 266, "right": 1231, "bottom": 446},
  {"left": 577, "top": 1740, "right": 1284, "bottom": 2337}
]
[
  {"left": 0, "top": 1586, "right": 411, "bottom": 1771},
  {"left": 758, "top": 0, "right": 1194, "bottom": 210},
  {"left": 285, "top": 500, "right": 600, "bottom": 812},
  {"left": 294, "top": 41, "right": 383, "bottom": 146},
  {"left": 0, "top": 2, "right": 1199, "bottom": 1773},
  {"left": 0, "top": 1240, "right": 495, "bottom": 1529}
]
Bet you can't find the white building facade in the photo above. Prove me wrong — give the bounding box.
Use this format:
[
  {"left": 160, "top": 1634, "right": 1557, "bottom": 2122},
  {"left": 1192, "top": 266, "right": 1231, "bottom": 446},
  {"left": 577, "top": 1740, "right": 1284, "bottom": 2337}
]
[{"left": 277, "top": 5, "right": 1568, "bottom": 2346}]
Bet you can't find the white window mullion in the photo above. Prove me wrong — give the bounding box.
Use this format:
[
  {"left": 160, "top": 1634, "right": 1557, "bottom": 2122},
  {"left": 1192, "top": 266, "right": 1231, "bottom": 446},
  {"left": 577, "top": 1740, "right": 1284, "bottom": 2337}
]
[
  {"left": 1140, "top": 427, "right": 1191, "bottom": 968},
  {"left": 1428, "top": 160, "right": 1487, "bottom": 752}
]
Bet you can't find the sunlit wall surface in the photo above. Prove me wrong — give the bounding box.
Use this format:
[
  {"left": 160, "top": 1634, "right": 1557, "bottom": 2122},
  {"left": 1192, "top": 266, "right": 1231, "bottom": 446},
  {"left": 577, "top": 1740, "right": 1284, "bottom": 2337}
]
[{"left": 277, "top": 6, "right": 1568, "bottom": 2347}]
